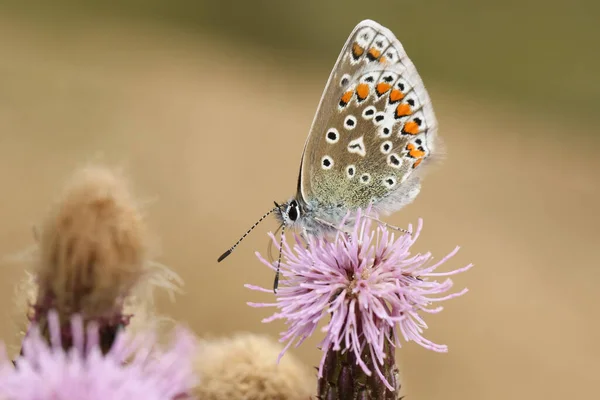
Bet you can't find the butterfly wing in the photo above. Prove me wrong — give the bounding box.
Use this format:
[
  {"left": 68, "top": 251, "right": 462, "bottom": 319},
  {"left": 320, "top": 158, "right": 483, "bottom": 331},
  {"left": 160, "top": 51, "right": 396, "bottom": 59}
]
[{"left": 298, "top": 20, "right": 438, "bottom": 217}]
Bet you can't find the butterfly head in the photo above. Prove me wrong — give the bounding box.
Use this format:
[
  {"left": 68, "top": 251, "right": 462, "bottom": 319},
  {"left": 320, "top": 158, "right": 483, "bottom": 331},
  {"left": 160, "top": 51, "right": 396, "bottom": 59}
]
[{"left": 274, "top": 199, "right": 303, "bottom": 228}]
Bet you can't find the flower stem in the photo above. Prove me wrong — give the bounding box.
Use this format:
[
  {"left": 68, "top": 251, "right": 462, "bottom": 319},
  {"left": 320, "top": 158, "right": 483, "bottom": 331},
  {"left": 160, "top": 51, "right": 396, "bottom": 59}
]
[{"left": 317, "top": 332, "right": 401, "bottom": 400}]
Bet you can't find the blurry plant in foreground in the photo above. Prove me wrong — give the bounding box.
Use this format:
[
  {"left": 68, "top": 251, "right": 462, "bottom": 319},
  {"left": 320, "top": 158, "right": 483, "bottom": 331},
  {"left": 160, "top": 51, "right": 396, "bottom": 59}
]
[
  {"left": 0, "top": 310, "right": 197, "bottom": 399},
  {"left": 247, "top": 210, "right": 473, "bottom": 399},
  {"left": 193, "top": 333, "right": 314, "bottom": 400},
  {"left": 1, "top": 165, "right": 197, "bottom": 399},
  {"left": 24, "top": 165, "right": 183, "bottom": 351}
]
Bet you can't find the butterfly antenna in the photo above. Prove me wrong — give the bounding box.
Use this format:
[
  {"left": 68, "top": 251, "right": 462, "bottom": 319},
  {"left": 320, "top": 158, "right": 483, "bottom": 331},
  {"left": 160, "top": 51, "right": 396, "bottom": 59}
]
[
  {"left": 273, "top": 224, "right": 285, "bottom": 293},
  {"left": 217, "top": 206, "right": 279, "bottom": 262}
]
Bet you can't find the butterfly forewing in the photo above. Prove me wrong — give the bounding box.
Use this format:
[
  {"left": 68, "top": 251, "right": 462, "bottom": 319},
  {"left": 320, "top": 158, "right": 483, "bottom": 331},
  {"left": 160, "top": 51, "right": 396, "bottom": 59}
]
[{"left": 299, "top": 20, "right": 438, "bottom": 214}]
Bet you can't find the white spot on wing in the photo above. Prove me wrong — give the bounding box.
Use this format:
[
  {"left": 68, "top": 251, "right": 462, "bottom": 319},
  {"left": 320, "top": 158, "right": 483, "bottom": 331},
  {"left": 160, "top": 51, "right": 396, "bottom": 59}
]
[
  {"left": 344, "top": 115, "right": 357, "bottom": 130},
  {"left": 325, "top": 128, "right": 339, "bottom": 144},
  {"left": 384, "top": 47, "right": 400, "bottom": 64},
  {"left": 395, "top": 77, "right": 409, "bottom": 92},
  {"left": 380, "top": 140, "right": 393, "bottom": 154},
  {"left": 355, "top": 27, "right": 375, "bottom": 48},
  {"left": 340, "top": 74, "right": 351, "bottom": 87},
  {"left": 378, "top": 126, "right": 392, "bottom": 138},
  {"left": 372, "top": 34, "right": 390, "bottom": 52},
  {"left": 362, "top": 106, "right": 377, "bottom": 120},
  {"left": 346, "top": 164, "right": 356, "bottom": 179},
  {"left": 348, "top": 27, "right": 376, "bottom": 65},
  {"left": 382, "top": 176, "right": 397, "bottom": 188},
  {"left": 347, "top": 136, "right": 366, "bottom": 157},
  {"left": 373, "top": 112, "right": 386, "bottom": 126},
  {"left": 321, "top": 155, "right": 334, "bottom": 170},
  {"left": 387, "top": 153, "right": 402, "bottom": 169}
]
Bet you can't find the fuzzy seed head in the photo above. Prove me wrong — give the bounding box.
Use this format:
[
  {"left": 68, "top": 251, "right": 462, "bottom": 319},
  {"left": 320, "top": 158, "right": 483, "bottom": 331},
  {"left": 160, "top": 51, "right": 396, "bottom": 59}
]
[
  {"left": 35, "top": 165, "right": 147, "bottom": 321},
  {"left": 193, "top": 333, "right": 314, "bottom": 400}
]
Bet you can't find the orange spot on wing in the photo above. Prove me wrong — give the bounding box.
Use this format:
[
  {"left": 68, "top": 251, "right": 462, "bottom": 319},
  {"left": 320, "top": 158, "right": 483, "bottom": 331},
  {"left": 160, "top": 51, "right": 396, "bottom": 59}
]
[
  {"left": 340, "top": 90, "right": 353, "bottom": 106},
  {"left": 413, "top": 158, "right": 423, "bottom": 168},
  {"left": 389, "top": 89, "right": 404, "bottom": 104},
  {"left": 403, "top": 121, "right": 420, "bottom": 135},
  {"left": 412, "top": 149, "right": 426, "bottom": 158},
  {"left": 376, "top": 82, "right": 391, "bottom": 96},
  {"left": 356, "top": 83, "right": 370, "bottom": 101},
  {"left": 395, "top": 103, "right": 412, "bottom": 118},
  {"left": 352, "top": 43, "right": 364, "bottom": 60},
  {"left": 379, "top": 56, "right": 387, "bottom": 64},
  {"left": 406, "top": 143, "right": 426, "bottom": 158},
  {"left": 367, "top": 48, "right": 381, "bottom": 60}
]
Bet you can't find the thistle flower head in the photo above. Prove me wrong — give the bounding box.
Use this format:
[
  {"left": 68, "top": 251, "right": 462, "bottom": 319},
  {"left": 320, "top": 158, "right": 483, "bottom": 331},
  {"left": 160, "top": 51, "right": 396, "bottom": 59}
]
[
  {"left": 247, "top": 210, "right": 472, "bottom": 390},
  {"left": 193, "top": 333, "right": 313, "bottom": 400},
  {"left": 7, "top": 165, "right": 184, "bottom": 355},
  {"left": 0, "top": 310, "right": 198, "bottom": 400},
  {"left": 35, "top": 165, "right": 147, "bottom": 322}
]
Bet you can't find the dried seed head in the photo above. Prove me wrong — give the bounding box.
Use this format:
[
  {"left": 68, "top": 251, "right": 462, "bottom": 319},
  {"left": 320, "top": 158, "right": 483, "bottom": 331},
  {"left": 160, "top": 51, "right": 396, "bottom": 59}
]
[
  {"left": 6, "top": 164, "right": 183, "bottom": 357},
  {"left": 193, "top": 333, "right": 314, "bottom": 400},
  {"left": 35, "top": 165, "right": 147, "bottom": 323}
]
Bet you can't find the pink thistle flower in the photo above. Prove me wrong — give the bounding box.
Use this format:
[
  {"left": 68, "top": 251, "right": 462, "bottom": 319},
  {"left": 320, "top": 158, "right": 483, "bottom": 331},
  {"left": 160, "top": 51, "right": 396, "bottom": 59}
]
[
  {"left": 246, "top": 210, "right": 472, "bottom": 393},
  {"left": 0, "top": 310, "right": 198, "bottom": 400}
]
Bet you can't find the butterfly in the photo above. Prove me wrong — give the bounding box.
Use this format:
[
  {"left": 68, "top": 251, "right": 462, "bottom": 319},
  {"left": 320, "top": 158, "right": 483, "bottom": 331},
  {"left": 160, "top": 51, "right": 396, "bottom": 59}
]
[{"left": 218, "top": 19, "right": 438, "bottom": 291}]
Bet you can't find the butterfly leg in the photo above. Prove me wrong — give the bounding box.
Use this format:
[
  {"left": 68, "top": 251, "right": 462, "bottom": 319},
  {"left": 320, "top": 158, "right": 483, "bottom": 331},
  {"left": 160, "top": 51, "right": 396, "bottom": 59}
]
[
  {"left": 273, "top": 225, "right": 286, "bottom": 293},
  {"left": 314, "top": 217, "right": 352, "bottom": 235},
  {"left": 301, "top": 227, "right": 311, "bottom": 250},
  {"left": 314, "top": 217, "right": 354, "bottom": 244},
  {"left": 363, "top": 215, "right": 412, "bottom": 235}
]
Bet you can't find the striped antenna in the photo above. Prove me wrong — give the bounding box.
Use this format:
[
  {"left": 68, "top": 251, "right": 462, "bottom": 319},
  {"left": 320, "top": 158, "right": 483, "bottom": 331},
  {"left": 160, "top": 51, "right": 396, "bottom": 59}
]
[{"left": 217, "top": 205, "right": 279, "bottom": 262}]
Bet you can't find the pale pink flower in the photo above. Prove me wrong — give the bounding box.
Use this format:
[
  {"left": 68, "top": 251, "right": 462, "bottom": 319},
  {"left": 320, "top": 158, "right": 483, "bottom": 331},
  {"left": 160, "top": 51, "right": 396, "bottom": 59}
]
[
  {"left": 0, "top": 310, "right": 198, "bottom": 399},
  {"left": 247, "top": 210, "right": 472, "bottom": 390}
]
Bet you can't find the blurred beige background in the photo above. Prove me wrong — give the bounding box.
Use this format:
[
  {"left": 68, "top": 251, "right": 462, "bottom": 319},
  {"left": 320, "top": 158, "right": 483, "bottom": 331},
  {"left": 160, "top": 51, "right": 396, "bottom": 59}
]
[{"left": 0, "top": 2, "right": 598, "bottom": 399}]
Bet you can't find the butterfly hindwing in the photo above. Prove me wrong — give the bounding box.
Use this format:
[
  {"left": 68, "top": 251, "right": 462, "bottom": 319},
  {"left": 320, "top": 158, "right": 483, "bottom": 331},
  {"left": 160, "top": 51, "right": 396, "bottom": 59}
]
[{"left": 298, "top": 20, "right": 438, "bottom": 214}]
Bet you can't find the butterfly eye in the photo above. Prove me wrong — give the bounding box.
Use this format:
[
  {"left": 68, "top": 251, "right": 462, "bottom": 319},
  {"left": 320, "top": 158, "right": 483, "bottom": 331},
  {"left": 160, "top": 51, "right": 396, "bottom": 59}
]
[{"left": 287, "top": 202, "right": 299, "bottom": 221}]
